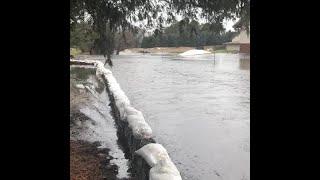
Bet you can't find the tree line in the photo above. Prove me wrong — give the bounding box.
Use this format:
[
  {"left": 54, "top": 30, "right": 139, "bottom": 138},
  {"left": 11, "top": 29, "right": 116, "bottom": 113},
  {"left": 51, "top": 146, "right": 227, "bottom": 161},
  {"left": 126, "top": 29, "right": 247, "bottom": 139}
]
[
  {"left": 70, "top": 21, "right": 143, "bottom": 54},
  {"left": 141, "top": 19, "right": 237, "bottom": 48},
  {"left": 70, "top": 0, "right": 249, "bottom": 66},
  {"left": 71, "top": 18, "right": 238, "bottom": 52}
]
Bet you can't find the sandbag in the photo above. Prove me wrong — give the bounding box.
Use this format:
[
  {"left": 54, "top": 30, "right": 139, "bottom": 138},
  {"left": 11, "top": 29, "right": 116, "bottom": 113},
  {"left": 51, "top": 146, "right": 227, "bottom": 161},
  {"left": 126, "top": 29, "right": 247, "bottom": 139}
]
[
  {"left": 115, "top": 100, "right": 130, "bottom": 120},
  {"left": 125, "top": 106, "right": 143, "bottom": 117},
  {"left": 149, "top": 158, "right": 182, "bottom": 180},
  {"left": 135, "top": 143, "right": 170, "bottom": 167},
  {"left": 132, "top": 122, "right": 153, "bottom": 139},
  {"left": 127, "top": 116, "right": 152, "bottom": 139}
]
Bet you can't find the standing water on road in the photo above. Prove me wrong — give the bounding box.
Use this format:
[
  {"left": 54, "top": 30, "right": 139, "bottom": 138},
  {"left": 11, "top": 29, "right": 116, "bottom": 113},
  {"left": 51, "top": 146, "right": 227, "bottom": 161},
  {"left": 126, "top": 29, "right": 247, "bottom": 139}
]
[{"left": 79, "top": 53, "right": 250, "bottom": 180}]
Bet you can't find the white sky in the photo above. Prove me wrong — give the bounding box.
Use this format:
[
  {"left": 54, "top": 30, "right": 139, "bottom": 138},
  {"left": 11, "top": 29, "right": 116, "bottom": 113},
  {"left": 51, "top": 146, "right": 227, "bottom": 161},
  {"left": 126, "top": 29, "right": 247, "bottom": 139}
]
[
  {"left": 171, "top": 13, "right": 238, "bottom": 32},
  {"left": 132, "top": 16, "right": 238, "bottom": 35},
  {"left": 223, "top": 19, "right": 238, "bottom": 31},
  {"left": 83, "top": 7, "right": 238, "bottom": 32}
]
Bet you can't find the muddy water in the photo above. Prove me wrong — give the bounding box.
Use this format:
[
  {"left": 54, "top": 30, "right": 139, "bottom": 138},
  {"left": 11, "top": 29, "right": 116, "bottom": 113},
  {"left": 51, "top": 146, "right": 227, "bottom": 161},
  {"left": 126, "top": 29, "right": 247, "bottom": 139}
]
[
  {"left": 70, "top": 66, "right": 131, "bottom": 179},
  {"left": 108, "top": 53, "right": 250, "bottom": 180}
]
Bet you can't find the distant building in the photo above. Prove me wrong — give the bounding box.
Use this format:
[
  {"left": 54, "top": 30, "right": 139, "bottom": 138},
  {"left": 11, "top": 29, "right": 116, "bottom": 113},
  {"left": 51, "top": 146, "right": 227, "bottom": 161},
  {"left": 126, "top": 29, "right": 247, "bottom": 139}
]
[{"left": 224, "top": 28, "right": 250, "bottom": 53}]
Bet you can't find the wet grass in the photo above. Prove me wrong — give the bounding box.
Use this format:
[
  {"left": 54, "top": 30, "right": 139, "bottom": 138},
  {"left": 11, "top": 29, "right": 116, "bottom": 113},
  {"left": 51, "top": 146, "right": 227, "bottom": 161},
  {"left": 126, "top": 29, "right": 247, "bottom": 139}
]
[{"left": 70, "top": 48, "right": 82, "bottom": 57}]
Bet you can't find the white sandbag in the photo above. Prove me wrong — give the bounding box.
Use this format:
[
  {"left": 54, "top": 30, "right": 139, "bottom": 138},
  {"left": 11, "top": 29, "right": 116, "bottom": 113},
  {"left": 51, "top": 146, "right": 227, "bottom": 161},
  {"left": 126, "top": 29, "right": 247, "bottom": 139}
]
[
  {"left": 115, "top": 101, "right": 126, "bottom": 120},
  {"left": 125, "top": 106, "right": 143, "bottom": 117},
  {"left": 149, "top": 158, "right": 182, "bottom": 180},
  {"left": 126, "top": 111, "right": 152, "bottom": 139},
  {"left": 71, "top": 59, "right": 152, "bottom": 138},
  {"left": 114, "top": 92, "right": 130, "bottom": 105},
  {"left": 135, "top": 143, "right": 170, "bottom": 167},
  {"left": 132, "top": 122, "right": 153, "bottom": 139},
  {"left": 149, "top": 172, "right": 182, "bottom": 180},
  {"left": 127, "top": 114, "right": 145, "bottom": 125},
  {"left": 106, "top": 77, "right": 130, "bottom": 105},
  {"left": 115, "top": 100, "right": 130, "bottom": 120},
  {"left": 92, "top": 60, "right": 132, "bottom": 120},
  {"left": 95, "top": 60, "right": 112, "bottom": 75},
  {"left": 125, "top": 107, "right": 151, "bottom": 138},
  {"left": 102, "top": 71, "right": 130, "bottom": 107}
]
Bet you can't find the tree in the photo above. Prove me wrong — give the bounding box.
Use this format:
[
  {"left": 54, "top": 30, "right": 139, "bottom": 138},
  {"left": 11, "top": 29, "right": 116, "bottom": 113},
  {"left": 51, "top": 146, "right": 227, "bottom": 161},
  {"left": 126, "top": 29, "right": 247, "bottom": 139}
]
[
  {"left": 114, "top": 30, "right": 142, "bottom": 54},
  {"left": 141, "top": 35, "right": 158, "bottom": 48},
  {"left": 140, "top": 19, "right": 236, "bottom": 48},
  {"left": 71, "top": 0, "right": 250, "bottom": 66},
  {"left": 70, "top": 21, "right": 98, "bottom": 52}
]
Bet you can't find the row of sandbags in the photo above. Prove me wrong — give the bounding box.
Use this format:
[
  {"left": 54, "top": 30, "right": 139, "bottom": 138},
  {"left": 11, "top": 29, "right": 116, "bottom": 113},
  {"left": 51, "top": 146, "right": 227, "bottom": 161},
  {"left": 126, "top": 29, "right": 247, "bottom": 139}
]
[
  {"left": 71, "top": 59, "right": 182, "bottom": 180},
  {"left": 71, "top": 59, "right": 152, "bottom": 139},
  {"left": 95, "top": 60, "right": 153, "bottom": 139},
  {"left": 136, "top": 143, "right": 182, "bottom": 180}
]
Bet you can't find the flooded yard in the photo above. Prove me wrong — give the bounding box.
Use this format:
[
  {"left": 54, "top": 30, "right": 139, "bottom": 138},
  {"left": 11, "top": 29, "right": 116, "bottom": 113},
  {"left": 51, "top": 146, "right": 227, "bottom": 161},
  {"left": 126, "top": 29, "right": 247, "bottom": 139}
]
[
  {"left": 112, "top": 53, "right": 249, "bottom": 180},
  {"left": 75, "top": 53, "right": 250, "bottom": 180}
]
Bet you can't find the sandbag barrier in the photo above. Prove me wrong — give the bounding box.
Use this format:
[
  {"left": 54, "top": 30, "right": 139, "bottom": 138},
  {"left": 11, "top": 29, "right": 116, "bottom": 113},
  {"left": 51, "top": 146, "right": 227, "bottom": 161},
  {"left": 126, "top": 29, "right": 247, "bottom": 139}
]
[
  {"left": 103, "top": 77, "right": 155, "bottom": 179},
  {"left": 70, "top": 59, "right": 182, "bottom": 180}
]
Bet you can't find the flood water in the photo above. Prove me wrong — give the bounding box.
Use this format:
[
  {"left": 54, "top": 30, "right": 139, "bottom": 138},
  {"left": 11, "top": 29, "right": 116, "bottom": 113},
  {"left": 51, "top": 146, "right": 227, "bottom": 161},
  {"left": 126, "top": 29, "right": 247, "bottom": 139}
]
[
  {"left": 113, "top": 53, "right": 249, "bottom": 180},
  {"left": 77, "top": 53, "right": 250, "bottom": 180}
]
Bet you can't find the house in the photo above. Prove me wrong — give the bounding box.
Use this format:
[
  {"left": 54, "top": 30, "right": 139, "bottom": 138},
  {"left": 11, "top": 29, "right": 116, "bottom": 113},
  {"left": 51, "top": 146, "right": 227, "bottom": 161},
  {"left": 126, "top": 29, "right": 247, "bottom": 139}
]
[{"left": 224, "top": 28, "right": 250, "bottom": 53}]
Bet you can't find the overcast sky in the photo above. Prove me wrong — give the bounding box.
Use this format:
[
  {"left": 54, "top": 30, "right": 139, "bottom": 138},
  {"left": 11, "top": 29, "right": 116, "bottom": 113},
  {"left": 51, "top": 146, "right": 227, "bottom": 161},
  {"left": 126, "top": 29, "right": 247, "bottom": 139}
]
[
  {"left": 133, "top": 16, "right": 238, "bottom": 34},
  {"left": 170, "top": 13, "right": 238, "bottom": 32},
  {"left": 224, "top": 19, "right": 238, "bottom": 31},
  {"left": 84, "top": 8, "right": 238, "bottom": 32}
]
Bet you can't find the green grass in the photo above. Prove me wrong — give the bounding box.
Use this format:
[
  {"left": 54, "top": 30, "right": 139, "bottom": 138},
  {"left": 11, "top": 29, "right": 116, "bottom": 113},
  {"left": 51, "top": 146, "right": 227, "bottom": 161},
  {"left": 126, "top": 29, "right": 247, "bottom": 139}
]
[{"left": 70, "top": 48, "right": 82, "bottom": 57}]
